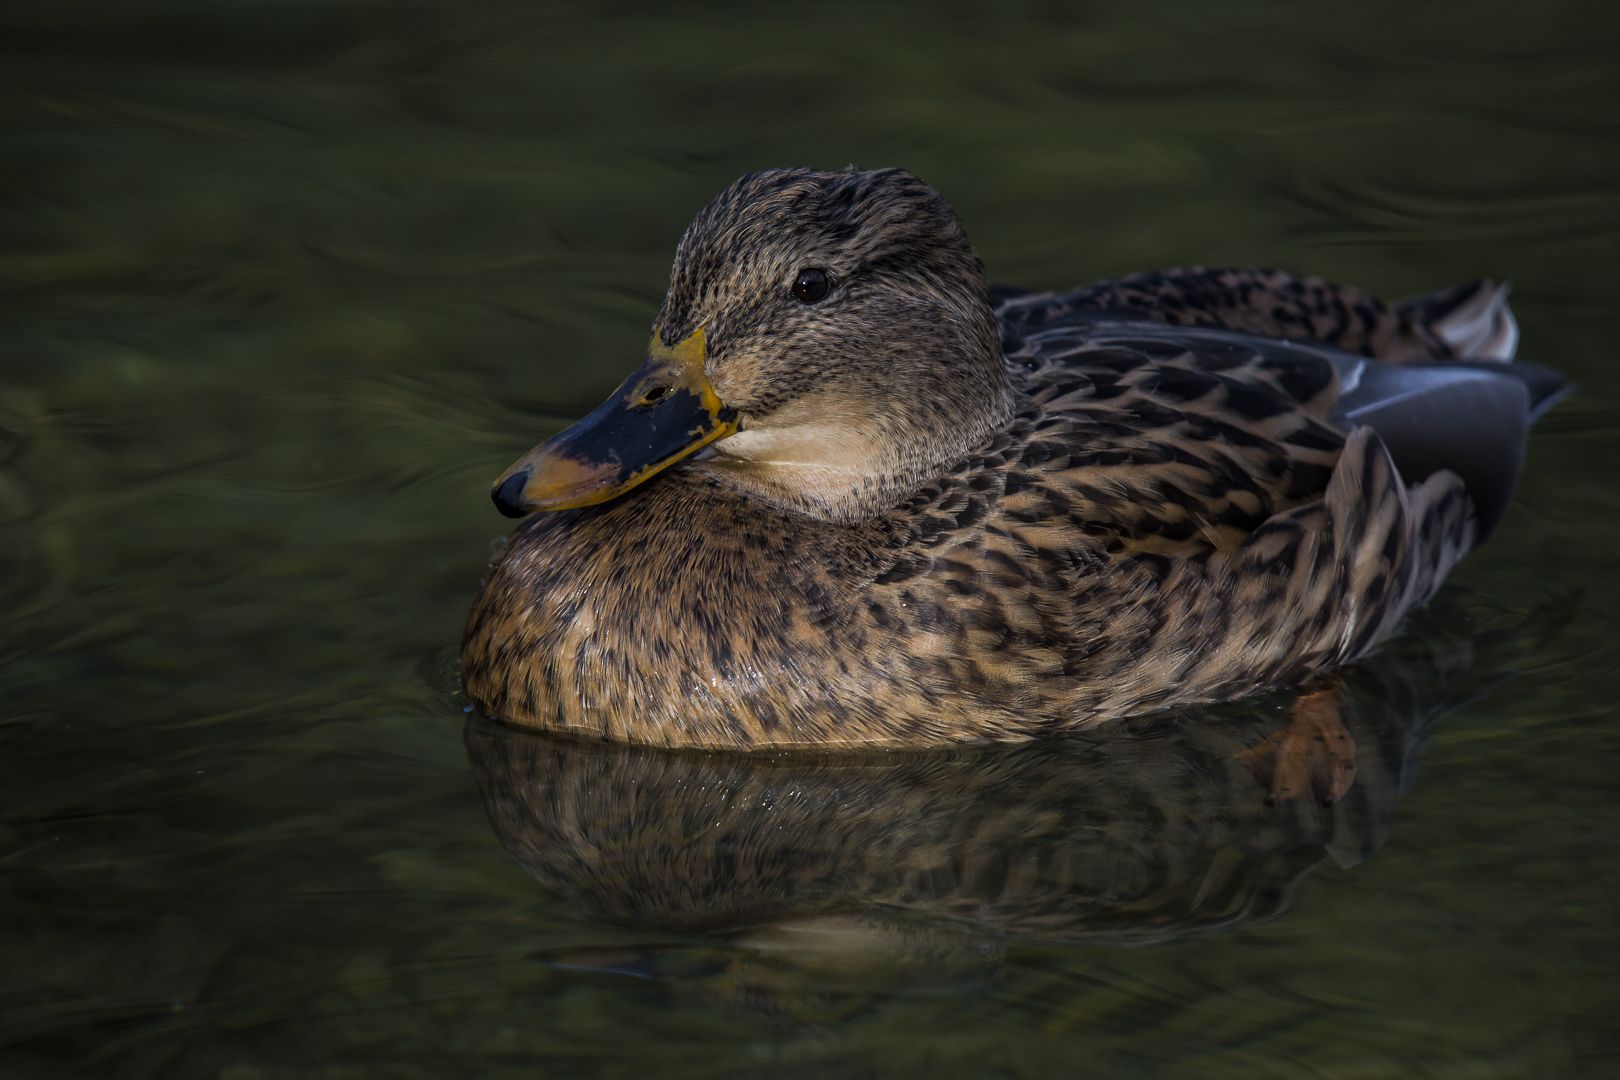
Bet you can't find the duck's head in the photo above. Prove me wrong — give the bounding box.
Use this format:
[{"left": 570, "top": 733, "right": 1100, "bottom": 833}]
[{"left": 491, "top": 167, "right": 1013, "bottom": 524}]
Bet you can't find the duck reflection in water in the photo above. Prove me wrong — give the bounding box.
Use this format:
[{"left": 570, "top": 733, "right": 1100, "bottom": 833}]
[{"left": 464, "top": 594, "right": 1560, "bottom": 1020}]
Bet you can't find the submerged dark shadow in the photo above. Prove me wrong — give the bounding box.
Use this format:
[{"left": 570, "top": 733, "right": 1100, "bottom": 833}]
[{"left": 463, "top": 590, "right": 1565, "bottom": 1009}]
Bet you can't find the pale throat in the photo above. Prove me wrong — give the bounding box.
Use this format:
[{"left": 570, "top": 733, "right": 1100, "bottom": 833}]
[
  {"left": 689, "top": 397, "right": 931, "bottom": 523},
  {"left": 689, "top": 388, "right": 1012, "bottom": 523}
]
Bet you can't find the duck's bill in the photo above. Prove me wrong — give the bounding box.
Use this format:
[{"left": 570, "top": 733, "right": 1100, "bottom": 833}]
[{"left": 490, "top": 328, "right": 739, "bottom": 517}]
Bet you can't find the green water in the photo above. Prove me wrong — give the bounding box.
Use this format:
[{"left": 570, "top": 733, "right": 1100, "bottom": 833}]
[{"left": 3, "top": 1, "right": 1618, "bottom": 1076}]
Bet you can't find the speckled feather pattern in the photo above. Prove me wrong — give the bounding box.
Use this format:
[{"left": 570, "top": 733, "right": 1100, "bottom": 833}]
[
  {"left": 462, "top": 268, "right": 1478, "bottom": 749},
  {"left": 996, "top": 266, "right": 1488, "bottom": 365}
]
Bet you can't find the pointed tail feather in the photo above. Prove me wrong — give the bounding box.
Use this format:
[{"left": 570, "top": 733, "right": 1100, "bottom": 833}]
[{"left": 1397, "top": 279, "right": 1520, "bottom": 361}]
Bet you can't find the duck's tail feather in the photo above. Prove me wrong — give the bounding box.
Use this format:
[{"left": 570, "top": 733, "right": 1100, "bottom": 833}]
[{"left": 1396, "top": 279, "right": 1520, "bottom": 361}]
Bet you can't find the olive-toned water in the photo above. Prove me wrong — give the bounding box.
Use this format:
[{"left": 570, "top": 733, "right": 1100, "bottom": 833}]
[{"left": 3, "top": 2, "right": 1618, "bottom": 1076}]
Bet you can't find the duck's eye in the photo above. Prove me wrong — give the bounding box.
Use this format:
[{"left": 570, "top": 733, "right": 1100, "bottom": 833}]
[{"left": 792, "top": 268, "right": 830, "bottom": 304}]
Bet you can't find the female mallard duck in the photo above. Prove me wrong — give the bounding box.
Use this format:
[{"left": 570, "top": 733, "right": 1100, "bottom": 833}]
[{"left": 462, "top": 167, "right": 1565, "bottom": 759}]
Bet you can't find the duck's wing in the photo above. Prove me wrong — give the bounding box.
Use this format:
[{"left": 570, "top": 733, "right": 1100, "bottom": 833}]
[
  {"left": 888, "top": 329, "right": 1484, "bottom": 723},
  {"left": 860, "top": 292, "right": 1566, "bottom": 726},
  {"left": 999, "top": 322, "right": 1348, "bottom": 555},
  {"left": 1331, "top": 354, "right": 1568, "bottom": 537},
  {"left": 1003, "top": 315, "right": 1565, "bottom": 550}
]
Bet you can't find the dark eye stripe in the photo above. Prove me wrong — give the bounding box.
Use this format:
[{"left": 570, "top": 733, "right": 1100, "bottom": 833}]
[{"left": 793, "top": 268, "right": 829, "bottom": 303}]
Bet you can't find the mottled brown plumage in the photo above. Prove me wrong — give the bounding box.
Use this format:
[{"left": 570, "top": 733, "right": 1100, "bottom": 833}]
[{"left": 462, "top": 167, "right": 1557, "bottom": 749}]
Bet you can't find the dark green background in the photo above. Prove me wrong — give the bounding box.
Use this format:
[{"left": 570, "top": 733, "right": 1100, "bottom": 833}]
[{"left": 2, "top": 1, "right": 1617, "bottom": 1076}]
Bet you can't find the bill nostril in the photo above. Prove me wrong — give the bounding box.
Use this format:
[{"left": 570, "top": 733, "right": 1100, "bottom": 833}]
[{"left": 492, "top": 471, "right": 532, "bottom": 518}]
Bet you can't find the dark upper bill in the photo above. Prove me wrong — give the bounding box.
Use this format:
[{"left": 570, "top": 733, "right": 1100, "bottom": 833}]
[{"left": 490, "top": 328, "right": 739, "bottom": 517}]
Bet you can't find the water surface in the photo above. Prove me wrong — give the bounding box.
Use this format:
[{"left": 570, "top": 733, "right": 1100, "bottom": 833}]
[{"left": 3, "top": 2, "right": 1618, "bottom": 1076}]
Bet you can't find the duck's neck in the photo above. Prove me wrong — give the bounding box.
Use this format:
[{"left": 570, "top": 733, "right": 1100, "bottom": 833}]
[{"left": 693, "top": 375, "right": 1018, "bottom": 524}]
